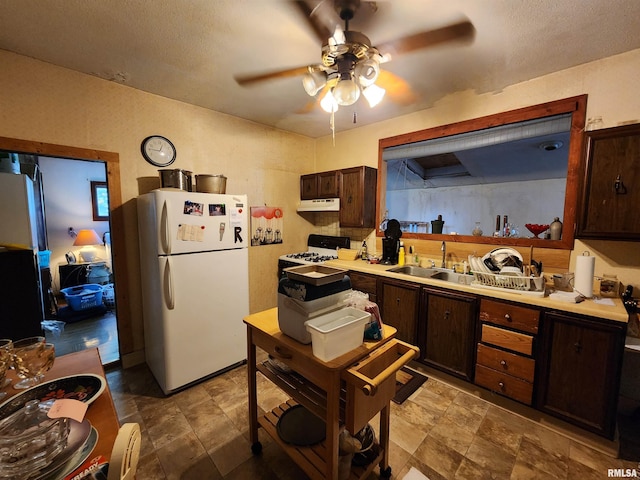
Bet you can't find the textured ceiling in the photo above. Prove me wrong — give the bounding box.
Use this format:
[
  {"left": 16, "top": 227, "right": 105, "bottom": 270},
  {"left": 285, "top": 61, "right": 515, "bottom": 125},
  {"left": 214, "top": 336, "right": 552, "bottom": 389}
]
[{"left": 1, "top": 0, "right": 639, "bottom": 138}]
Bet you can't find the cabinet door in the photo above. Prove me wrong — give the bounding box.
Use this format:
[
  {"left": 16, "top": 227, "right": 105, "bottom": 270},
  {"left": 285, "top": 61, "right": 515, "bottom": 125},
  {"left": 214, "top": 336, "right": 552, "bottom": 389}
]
[
  {"left": 317, "top": 170, "right": 340, "bottom": 198},
  {"left": 339, "top": 166, "right": 376, "bottom": 228},
  {"left": 379, "top": 279, "right": 420, "bottom": 344},
  {"left": 348, "top": 271, "right": 378, "bottom": 304},
  {"left": 537, "top": 311, "right": 625, "bottom": 439},
  {"left": 577, "top": 123, "right": 640, "bottom": 239},
  {"left": 421, "top": 288, "right": 477, "bottom": 381},
  {"left": 300, "top": 174, "right": 318, "bottom": 200}
]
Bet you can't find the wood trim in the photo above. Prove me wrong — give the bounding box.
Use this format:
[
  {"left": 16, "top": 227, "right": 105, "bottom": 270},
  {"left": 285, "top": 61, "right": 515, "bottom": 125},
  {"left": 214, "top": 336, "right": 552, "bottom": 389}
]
[
  {"left": 376, "top": 95, "right": 588, "bottom": 251},
  {"left": 0, "top": 135, "right": 132, "bottom": 357}
]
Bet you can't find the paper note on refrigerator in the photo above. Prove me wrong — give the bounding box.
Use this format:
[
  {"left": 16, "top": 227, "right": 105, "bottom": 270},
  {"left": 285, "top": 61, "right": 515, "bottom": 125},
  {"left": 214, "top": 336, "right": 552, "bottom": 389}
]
[{"left": 177, "top": 224, "right": 205, "bottom": 242}]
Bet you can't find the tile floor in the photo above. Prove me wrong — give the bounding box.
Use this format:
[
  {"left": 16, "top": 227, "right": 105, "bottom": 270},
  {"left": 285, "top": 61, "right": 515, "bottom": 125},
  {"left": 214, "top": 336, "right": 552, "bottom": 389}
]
[
  {"left": 105, "top": 352, "right": 639, "bottom": 479},
  {"left": 45, "top": 311, "right": 120, "bottom": 365}
]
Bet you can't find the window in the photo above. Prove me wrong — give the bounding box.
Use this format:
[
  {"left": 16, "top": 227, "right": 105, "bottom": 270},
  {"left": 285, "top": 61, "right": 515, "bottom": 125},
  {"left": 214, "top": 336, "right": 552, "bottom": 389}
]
[{"left": 91, "top": 181, "right": 109, "bottom": 221}]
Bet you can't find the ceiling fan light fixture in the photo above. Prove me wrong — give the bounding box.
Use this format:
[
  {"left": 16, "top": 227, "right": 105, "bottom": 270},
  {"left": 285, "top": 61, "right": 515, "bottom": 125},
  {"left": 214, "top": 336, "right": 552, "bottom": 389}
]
[
  {"left": 355, "top": 58, "right": 380, "bottom": 87},
  {"left": 302, "top": 71, "right": 327, "bottom": 96},
  {"left": 363, "top": 83, "right": 386, "bottom": 107},
  {"left": 320, "top": 89, "right": 339, "bottom": 113},
  {"left": 333, "top": 77, "right": 360, "bottom": 106}
]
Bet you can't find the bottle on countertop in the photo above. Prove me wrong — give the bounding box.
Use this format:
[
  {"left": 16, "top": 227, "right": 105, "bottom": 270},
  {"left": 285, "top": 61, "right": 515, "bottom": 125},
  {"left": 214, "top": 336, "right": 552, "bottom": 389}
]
[
  {"left": 398, "top": 241, "right": 405, "bottom": 266},
  {"left": 549, "top": 217, "right": 562, "bottom": 240},
  {"left": 361, "top": 240, "right": 368, "bottom": 260}
]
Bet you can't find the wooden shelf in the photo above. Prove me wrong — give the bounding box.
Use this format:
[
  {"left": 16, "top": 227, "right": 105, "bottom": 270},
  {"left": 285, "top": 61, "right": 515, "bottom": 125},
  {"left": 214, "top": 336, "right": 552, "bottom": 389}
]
[
  {"left": 259, "top": 400, "right": 384, "bottom": 480},
  {"left": 258, "top": 361, "right": 346, "bottom": 422}
]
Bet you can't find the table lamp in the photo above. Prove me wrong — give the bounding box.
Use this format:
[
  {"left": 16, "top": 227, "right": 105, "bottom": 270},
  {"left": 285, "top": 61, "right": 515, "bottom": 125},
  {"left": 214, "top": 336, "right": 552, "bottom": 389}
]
[{"left": 73, "top": 229, "right": 102, "bottom": 262}]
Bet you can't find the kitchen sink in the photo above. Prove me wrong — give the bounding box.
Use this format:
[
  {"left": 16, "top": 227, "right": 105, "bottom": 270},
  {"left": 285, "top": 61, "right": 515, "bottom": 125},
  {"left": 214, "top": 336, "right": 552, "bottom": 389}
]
[
  {"left": 388, "top": 265, "right": 474, "bottom": 285},
  {"left": 430, "top": 271, "right": 474, "bottom": 285},
  {"left": 387, "top": 265, "right": 439, "bottom": 278}
]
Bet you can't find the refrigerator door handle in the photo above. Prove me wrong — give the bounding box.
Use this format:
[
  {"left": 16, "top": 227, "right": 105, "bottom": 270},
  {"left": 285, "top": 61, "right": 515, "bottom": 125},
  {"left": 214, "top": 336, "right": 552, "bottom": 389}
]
[
  {"left": 160, "top": 200, "right": 171, "bottom": 254},
  {"left": 163, "top": 257, "right": 175, "bottom": 310}
]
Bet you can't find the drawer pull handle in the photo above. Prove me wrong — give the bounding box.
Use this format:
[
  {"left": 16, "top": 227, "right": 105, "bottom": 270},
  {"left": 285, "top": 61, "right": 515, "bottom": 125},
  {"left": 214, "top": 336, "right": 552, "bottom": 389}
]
[
  {"left": 504, "top": 314, "right": 512, "bottom": 321},
  {"left": 574, "top": 342, "right": 582, "bottom": 353},
  {"left": 498, "top": 381, "right": 505, "bottom": 390},
  {"left": 344, "top": 340, "right": 419, "bottom": 396},
  {"left": 500, "top": 360, "right": 507, "bottom": 367},
  {"left": 273, "top": 346, "right": 292, "bottom": 359}
]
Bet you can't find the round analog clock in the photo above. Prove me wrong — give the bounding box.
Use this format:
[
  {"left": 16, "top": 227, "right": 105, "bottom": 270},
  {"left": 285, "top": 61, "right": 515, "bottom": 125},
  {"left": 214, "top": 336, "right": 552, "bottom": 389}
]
[{"left": 141, "top": 135, "right": 176, "bottom": 167}]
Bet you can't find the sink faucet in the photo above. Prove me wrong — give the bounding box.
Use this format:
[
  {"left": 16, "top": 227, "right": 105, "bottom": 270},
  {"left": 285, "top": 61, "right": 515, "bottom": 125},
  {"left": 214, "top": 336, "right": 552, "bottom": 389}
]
[{"left": 441, "top": 241, "right": 446, "bottom": 268}]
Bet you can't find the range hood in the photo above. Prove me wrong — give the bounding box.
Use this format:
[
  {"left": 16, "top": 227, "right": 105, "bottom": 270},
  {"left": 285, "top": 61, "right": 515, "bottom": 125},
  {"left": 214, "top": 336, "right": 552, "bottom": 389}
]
[{"left": 297, "top": 198, "right": 340, "bottom": 212}]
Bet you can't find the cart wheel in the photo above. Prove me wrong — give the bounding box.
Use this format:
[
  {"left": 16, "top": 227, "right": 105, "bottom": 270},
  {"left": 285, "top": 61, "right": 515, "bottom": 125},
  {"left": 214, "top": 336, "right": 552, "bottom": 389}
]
[
  {"left": 380, "top": 466, "right": 392, "bottom": 478},
  {"left": 251, "top": 441, "right": 262, "bottom": 455}
]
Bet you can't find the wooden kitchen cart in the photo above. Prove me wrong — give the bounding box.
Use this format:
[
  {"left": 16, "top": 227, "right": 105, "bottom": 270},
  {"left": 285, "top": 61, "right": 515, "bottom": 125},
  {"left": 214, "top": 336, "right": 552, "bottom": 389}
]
[{"left": 244, "top": 308, "right": 418, "bottom": 480}]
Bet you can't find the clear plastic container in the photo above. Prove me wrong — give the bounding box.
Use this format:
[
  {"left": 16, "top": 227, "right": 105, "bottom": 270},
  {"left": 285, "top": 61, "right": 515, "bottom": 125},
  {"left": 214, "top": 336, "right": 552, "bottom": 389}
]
[
  {"left": 0, "top": 400, "right": 70, "bottom": 478},
  {"left": 599, "top": 274, "right": 620, "bottom": 298}
]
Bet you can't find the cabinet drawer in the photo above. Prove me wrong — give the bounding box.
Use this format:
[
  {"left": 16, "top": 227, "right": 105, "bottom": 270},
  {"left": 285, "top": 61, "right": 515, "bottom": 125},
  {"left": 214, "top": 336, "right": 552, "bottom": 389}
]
[
  {"left": 481, "top": 324, "right": 533, "bottom": 356},
  {"left": 476, "top": 343, "right": 535, "bottom": 382},
  {"left": 479, "top": 299, "right": 539, "bottom": 334},
  {"left": 475, "top": 364, "right": 533, "bottom": 405},
  {"left": 252, "top": 329, "right": 327, "bottom": 389}
]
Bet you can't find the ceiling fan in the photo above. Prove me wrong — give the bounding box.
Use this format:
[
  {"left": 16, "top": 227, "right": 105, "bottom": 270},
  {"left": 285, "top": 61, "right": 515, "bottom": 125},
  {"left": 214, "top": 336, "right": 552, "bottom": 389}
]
[{"left": 234, "top": 0, "right": 475, "bottom": 113}]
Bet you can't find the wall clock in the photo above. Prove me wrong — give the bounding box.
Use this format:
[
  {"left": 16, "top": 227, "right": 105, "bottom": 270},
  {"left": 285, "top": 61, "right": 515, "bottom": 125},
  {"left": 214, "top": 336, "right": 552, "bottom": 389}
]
[{"left": 141, "top": 135, "right": 176, "bottom": 167}]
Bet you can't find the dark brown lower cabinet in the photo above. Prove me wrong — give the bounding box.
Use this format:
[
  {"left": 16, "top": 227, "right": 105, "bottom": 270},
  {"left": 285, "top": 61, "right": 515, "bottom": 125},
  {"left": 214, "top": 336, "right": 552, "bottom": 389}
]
[
  {"left": 348, "top": 270, "right": 378, "bottom": 304},
  {"left": 378, "top": 278, "right": 420, "bottom": 345},
  {"left": 420, "top": 288, "right": 477, "bottom": 381},
  {"left": 536, "top": 310, "right": 626, "bottom": 439}
]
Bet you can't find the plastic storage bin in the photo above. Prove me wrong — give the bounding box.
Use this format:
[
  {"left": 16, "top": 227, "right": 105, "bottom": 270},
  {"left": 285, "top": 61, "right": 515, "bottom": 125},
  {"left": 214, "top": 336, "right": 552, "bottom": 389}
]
[
  {"left": 278, "top": 290, "right": 350, "bottom": 344},
  {"left": 305, "top": 307, "right": 371, "bottom": 361},
  {"left": 37, "top": 250, "right": 51, "bottom": 268},
  {"left": 60, "top": 284, "right": 103, "bottom": 311}
]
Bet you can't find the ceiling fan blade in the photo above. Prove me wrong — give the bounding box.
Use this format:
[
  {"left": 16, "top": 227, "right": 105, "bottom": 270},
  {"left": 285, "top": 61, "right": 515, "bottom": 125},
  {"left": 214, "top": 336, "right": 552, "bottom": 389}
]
[
  {"left": 235, "top": 66, "right": 312, "bottom": 86},
  {"left": 376, "top": 19, "right": 475, "bottom": 58},
  {"left": 293, "top": 0, "right": 342, "bottom": 44},
  {"left": 296, "top": 84, "right": 331, "bottom": 114},
  {"left": 376, "top": 70, "right": 418, "bottom": 106}
]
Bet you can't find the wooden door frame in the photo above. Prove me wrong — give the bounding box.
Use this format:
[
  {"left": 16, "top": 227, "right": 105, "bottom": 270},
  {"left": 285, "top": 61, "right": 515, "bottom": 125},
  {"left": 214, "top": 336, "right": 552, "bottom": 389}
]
[{"left": 0, "top": 136, "right": 132, "bottom": 357}]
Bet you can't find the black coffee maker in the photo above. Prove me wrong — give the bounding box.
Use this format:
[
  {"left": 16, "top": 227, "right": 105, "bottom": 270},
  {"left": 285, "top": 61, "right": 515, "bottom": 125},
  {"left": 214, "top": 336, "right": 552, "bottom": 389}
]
[{"left": 381, "top": 219, "right": 402, "bottom": 265}]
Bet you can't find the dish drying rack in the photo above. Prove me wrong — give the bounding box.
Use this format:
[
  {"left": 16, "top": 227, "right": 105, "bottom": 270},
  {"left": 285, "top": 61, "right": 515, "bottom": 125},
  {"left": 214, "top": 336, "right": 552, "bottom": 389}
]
[{"left": 471, "top": 271, "right": 538, "bottom": 290}]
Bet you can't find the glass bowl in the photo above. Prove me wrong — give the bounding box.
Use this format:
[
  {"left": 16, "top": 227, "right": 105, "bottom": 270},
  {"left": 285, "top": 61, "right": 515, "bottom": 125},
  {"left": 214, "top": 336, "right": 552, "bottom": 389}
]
[
  {"left": 525, "top": 223, "right": 550, "bottom": 238},
  {"left": 0, "top": 399, "right": 70, "bottom": 478}
]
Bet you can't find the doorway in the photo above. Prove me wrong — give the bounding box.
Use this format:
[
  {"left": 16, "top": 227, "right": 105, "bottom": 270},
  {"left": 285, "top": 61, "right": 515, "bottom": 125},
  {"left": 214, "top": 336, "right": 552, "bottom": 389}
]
[
  {"left": 0, "top": 136, "right": 130, "bottom": 367},
  {"left": 38, "top": 155, "right": 119, "bottom": 364}
]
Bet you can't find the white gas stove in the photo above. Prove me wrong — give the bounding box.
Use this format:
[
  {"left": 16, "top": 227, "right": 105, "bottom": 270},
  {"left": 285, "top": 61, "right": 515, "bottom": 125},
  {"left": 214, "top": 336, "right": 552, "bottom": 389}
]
[{"left": 278, "top": 234, "right": 351, "bottom": 277}]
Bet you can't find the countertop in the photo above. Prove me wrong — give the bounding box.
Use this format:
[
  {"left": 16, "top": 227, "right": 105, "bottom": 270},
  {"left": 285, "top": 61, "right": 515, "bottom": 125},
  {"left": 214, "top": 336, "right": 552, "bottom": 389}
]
[{"left": 326, "top": 259, "right": 629, "bottom": 323}]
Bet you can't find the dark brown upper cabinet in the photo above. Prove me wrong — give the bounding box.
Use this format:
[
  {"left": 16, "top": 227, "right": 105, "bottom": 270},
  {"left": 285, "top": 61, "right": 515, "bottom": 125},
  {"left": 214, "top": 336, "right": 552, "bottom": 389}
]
[{"left": 577, "top": 123, "right": 640, "bottom": 240}]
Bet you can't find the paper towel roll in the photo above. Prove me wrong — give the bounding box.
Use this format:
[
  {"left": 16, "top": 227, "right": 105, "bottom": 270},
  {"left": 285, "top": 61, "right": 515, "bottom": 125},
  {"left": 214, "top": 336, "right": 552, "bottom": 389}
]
[{"left": 574, "top": 254, "right": 595, "bottom": 297}]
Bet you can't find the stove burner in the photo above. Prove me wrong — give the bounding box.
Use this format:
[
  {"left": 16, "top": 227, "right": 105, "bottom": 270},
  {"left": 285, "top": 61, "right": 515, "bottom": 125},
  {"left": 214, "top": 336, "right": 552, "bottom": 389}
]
[{"left": 285, "top": 252, "right": 337, "bottom": 262}]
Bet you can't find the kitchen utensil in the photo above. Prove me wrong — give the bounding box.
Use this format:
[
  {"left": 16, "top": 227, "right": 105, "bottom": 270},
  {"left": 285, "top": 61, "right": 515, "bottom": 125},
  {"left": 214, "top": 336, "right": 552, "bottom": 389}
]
[
  {"left": 195, "top": 174, "right": 227, "bottom": 193},
  {"left": 158, "top": 169, "right": 193, "bottom": 191}
]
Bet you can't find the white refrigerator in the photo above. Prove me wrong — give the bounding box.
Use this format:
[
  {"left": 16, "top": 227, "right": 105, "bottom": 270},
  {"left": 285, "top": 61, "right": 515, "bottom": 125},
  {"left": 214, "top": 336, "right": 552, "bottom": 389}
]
[
  {"left": 0, "top": 172, "right": 40, "bottom": 250},
  {"left": 137, "top": 189, "right": 250, "bottom": 394}
]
